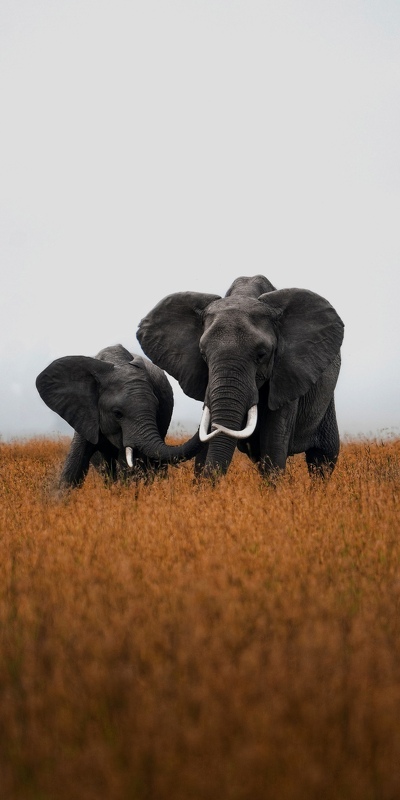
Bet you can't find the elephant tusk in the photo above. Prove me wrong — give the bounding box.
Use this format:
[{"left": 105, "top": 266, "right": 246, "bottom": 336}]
[
  {"left": 125, "top": 447, "right": 134, "bottom": 467},
  {"left": 199, "top": 406, "right": 221, "bottom": 442},
  {"left": 211, "top": 405, "right": 258, "bottom": 440}
]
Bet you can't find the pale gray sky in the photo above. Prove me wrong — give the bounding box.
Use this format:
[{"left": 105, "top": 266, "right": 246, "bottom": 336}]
[{"left": 1, "top": 0, "right": 399, "bottom": 440}]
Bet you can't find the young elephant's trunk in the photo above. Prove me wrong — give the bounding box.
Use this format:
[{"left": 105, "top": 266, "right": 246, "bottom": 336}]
[{"left": 125, "top": 422, "right": 201, "bottom": 466}]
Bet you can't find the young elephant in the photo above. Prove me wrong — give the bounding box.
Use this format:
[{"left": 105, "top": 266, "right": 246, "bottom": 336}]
[
  {"left": 137, "top": 275, "right": 345, "bottom": 479},
  {"left": 36, "top": 344, "right": 201, "bottom": 487}
]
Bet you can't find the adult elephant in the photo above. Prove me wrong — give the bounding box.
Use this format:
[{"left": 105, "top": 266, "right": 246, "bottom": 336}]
[
  {"left": 36, "top": 344, "right": 201, "bottom": 487},
  {"left": 137, "top": 275, "right": 344, "bottom": 479}
]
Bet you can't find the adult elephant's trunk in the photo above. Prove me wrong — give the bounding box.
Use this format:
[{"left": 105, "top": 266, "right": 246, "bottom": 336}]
[
  {"left": 124, "top": 419, "right": 201, "bottom": 466},
  {"left": 200, "top": 360, "right": 258, "bottom": 477}
]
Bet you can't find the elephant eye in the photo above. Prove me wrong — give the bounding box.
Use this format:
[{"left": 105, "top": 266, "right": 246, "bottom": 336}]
[
  {"left": 113, "top": 409, "right": 123, "bottom": 419},
  {"left": 256, "top": 349, "right": 268, "bottom": 364}
]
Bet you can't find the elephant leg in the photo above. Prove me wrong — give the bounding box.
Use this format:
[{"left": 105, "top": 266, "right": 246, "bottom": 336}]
[
  {"left": 138, "top": 459, "right": 169, "bottom": 482},
  {"left": 117, "top": 452, "right": 163, "bottom": 484},
  {"left": 305, "top": 398, "right": 340, "bottom": 478},
  {"left": 193, "top": 445, "right": 208, "bottom": 479},
  {"left": 100, "top": 452, "right": 118, "bottom": 482},
  {"left": 258, "top": 402, "right": 298, "bottom": 478},
  {"left": 237, "top": 431, "right": 260, "bottom": 463},
  {"left": 60, "top": 432, "right": 97, "bottom": 488},
  {"left": 305, "top": 447, "right": 336, "bottom": 478},
  {"left": 89, "top": 436, "right": 119, "bottom": 483}
]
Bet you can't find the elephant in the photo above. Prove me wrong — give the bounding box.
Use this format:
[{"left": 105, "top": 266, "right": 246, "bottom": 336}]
[
  {"left": 137, "top": 275, "right": 344, "bottom": 480},
  {"left": 36, "top": 344, "right": 201, "bottom": 488}
]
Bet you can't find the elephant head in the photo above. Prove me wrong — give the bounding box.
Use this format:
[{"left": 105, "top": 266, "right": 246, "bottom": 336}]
[
  {"left": 36, "top": 345, "right": 201, "bottom": 479},
  {"left": 137, "top": 275, "right": 344, "bottom": 476}
]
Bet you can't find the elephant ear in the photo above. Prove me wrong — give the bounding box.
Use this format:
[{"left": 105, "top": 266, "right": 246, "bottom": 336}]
[
  {"left": 36, "top": 356, "right": 115, "bottom": 443},
  {"left": 137, "top": 291, "right": 221, "bottom": 400},
  {"left": 259, "top": 288, "right": 344, "bottom": 410}
]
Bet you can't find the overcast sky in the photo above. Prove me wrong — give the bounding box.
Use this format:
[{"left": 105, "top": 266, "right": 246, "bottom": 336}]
[{"left": 1, "top": 0, "right": 399, "bottom": 441}]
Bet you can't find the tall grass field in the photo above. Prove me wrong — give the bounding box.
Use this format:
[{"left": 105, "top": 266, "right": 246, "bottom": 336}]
[{"left": 1, "top": 436, "right": 400, "bottom": 800}]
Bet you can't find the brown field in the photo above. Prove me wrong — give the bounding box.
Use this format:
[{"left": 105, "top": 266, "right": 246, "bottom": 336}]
[{"left": 0, "top": 436, "right": 400, "bottom": 800}]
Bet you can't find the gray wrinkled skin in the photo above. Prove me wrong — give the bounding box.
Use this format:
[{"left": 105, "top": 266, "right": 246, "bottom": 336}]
[
  {"left": 36, "top": 344, "right": 201, "bottom": 487},
  {"left": 137, "top": 275, "right": 344, "bottom": 479}
]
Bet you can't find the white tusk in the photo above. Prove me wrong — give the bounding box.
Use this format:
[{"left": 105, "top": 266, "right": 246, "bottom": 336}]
[
  {"left": 125, "top": 446, "right": 134, "bottom": 467},
  {"left": 211, "top": 405, "right": 258, "bottom": 440},
  {"left": 199, "top": 405, "right": 221, "bottom": 442}
]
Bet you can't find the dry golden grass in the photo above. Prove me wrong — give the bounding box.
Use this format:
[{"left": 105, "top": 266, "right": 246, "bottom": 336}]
[{"left": 1, "top": 435, "right": 400, "bottom": 800}]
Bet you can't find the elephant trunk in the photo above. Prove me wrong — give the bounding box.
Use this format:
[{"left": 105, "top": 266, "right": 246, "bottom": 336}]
[
  {"left": 201, "top": 360, "right": 257, "bottom": 476},
  {"left": 124, "top": 419, "right": 201, "bottom": 466}
]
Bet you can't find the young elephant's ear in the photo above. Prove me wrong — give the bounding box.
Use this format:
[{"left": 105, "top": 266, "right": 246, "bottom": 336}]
[
  {"left": 137, "top": 291, "right": 221, "bottom": 400},
  {"left": 36, "top": 356, "right": 115, "bottom": 443},
  {"left": 259, "top": 288, "right": 344, "bottom": 410}
]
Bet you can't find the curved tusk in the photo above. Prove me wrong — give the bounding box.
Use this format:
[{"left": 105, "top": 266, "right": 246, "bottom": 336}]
[
  {"left": 199, "top": 406, "right": 221, "bottom": 442},
  {"left": 125, "top": 446, "right": 134, "bottom": 467},
  {"left": 211, "top": 405, "right": 258, "bottom": 440}
]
